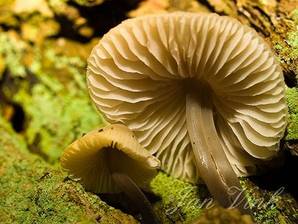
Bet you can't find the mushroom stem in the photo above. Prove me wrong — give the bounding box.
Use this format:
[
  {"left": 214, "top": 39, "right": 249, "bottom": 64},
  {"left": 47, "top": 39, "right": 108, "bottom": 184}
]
[
  {"left": 111, "top": 172, "right": 160, "bottom": 224},
  {"left": 186, "top": 88, "right": 250, "bottom": 214}
]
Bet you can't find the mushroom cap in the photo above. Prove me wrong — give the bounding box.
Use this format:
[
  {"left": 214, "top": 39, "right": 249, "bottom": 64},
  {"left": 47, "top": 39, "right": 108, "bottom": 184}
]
[
  {"left": 87, "top": 12, "right": 288, "bottom": 183},
  {"left": 61, "top": 124, "right": 160, "bottom": 193}
]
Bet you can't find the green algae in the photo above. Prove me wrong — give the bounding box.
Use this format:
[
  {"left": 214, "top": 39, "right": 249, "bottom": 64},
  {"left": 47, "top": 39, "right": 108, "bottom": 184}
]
[
  {"left": 285, "top": 87, "right": 298, "bottom": 140},
  {"left": 0, "top": 118, "right": 138, "bottom": 224}
]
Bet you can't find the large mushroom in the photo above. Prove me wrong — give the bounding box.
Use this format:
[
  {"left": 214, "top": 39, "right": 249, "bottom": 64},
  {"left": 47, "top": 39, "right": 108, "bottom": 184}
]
[
  {"left": 87, "top": 12, "right": 288, "bottom": 210},
  {"left": 61, "top": 124, "right": 160, "bottom": 224}
]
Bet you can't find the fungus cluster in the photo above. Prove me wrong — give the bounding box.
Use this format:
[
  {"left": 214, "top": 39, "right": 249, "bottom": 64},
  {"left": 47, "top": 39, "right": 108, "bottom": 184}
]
[
  {"left": 86, "top": 12, "right": 287, "bottom": 209},
  {"left": 62, "top": 12, "right": 288, "bottom": 216}
]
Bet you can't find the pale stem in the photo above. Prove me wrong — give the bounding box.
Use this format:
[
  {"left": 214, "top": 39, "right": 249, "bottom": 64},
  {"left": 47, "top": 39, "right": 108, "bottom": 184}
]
[
  {"left": 111, "top": 173, "right": 160, "bottom": 224},
  {"left": 186, "top": 88, "right": 250, "bottom": 214}
]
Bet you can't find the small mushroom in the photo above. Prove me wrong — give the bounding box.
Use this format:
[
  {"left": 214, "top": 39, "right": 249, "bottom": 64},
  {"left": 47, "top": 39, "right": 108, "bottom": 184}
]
[
  {"left": 87, "top": 12, "right": 288, "bottom": 212},
  {"left": 61, "top": 124, "right": 160, "bottom": 224}
]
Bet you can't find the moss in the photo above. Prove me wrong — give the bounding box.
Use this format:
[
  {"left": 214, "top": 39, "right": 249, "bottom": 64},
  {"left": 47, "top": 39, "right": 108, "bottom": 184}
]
[
  {"left": 0, "top": 118, "right": 138, "bottom": 224},
  {"left": 1, "top": 1, "right": 298, "bottom": 223},
  {"left": 285, "top": 87, "right": 298, "bottom": 140},
  {"left": 272, "top": 8, "right": 298, "bottom": 80},
  {"left": 286, "top": 87, "right": 298, "bottom": 114},
  {"left": 286, "top": 28, "right": 298, "bottom": 68},
  {"left": 0, "top": 116, "right": 28, "bottom": 153},
  {"left": 150, "top": 172, "right": 298, "bottom": 224},
  {"left": 150, "top": 172, "right": 204, "bottom": 223},
  {"left": 240, "top": 178, "right": 298, "bottom": 224}
]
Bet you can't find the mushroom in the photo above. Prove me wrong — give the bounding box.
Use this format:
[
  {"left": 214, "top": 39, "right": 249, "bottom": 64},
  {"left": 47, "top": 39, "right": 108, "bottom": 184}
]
[
  {"left": 86, "top": 12, "right": 288, "bottom": 211},
  {"left": 61, "top": 124, "right": 160, "bottom": 224}
]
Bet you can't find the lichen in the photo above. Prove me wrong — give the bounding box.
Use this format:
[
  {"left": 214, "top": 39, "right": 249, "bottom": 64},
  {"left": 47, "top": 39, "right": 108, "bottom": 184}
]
[
  {"left": 285, "top": 87, "right": 298, "bottom": 140},
  {"left": 13, "top": 46, "right": 106, "bottom": 163},
  {"left": 150, "top": 172, "right": 204, "bottom": 223},
  {"left": 0, "top": 32, "right": 26, "bottom": 77},
  {"left": 0, "top": 0, "right": 103, "bottom": 163},
  {"left": 291, "top": 9, "right": 298, "bottom": 24}
]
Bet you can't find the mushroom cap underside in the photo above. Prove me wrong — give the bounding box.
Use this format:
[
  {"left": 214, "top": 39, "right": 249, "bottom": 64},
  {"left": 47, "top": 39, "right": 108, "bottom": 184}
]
[
  {"left": 87, "top": 12, "right": 288, "bottom": 183},
  {"left": 61, "top": 124, "right": 160, "bottom": 193}
]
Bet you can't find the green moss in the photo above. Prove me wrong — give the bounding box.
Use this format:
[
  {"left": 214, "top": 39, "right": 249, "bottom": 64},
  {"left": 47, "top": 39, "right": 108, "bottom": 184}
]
[
  {"left": 150, "top": 172, "right": 204, "bottom": 223},
  {"left": 0, "top": 116, "right": 28, "bottom": 153},
  {"left": 285, "top": 87, "right": 298, "bottom": 140},
  {"left": 273, "top": 8, "right": 298, "bottom": 79},
  {"left": 287, "top": 31, "right": 298, "bottom": 49},
  {"left": 287, "top": 113, "right": 298, "bottom": 140},
  {"left": 286, "top": 10, "right": 298, "bottom": 76},
  {"left": 0, "top": 119, "right": 138, "bottom": 224},
  {"left": 150, "top": 173, "right": 298, "bottom": 224},
  {"left": 241, "top": 178, "right": 298, "bottom": 224},
  {"left": 286, "top": 87, "right": 298, "bottom": 114},
  {"left": 286, "top": 29, "right": 298, "bottom": 65}
]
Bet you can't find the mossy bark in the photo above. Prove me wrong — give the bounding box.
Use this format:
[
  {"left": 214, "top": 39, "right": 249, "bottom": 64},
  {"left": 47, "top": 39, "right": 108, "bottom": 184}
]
[
  {"left": 0, "top": 0, "right": 297, "bottom": 223},
  {"left": 0, "top": 119, "right": 138, "bottom": 224}
]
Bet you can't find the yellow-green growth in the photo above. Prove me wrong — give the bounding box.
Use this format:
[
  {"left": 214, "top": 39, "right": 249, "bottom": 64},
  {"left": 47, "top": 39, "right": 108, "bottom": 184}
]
[
  {"left": 0, "top": 33, "right": 26, "bottom": 77},
  {"left": 11, "top": 45, "right": 106, "bottom": 163},
  {"left": 285, "top": 87, "right": 298, "bottom": 140},
  {"left": 150, "top": 172, "right": 204, "bottom": 223},
  {"left": 241, "top": 178, "right": 298, "bottom": 224},
  {"left": 0, "top": 118, "right": 137, "bottom": 224}
]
